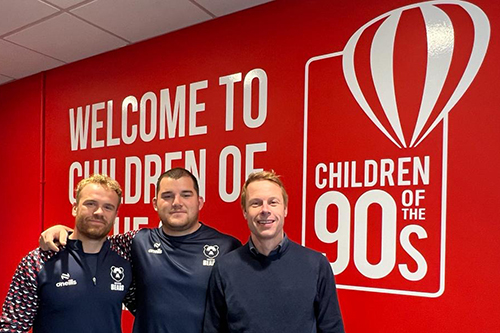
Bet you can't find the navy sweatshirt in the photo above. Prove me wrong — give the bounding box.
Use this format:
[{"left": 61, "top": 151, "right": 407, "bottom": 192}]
[
  {"left": 0, "top": 239, "right": 132, "bottom": 333},
  {"left": 109, "top": 224, "right": 241, "bottom": 333},
  {"left": 203, "top": 239, "right": 345, "bottom": 333}
]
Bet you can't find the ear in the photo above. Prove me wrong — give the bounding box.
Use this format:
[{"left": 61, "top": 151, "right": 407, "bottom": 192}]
[
  {"left": 72, "top": 203, "right": 78, "bottom": 217},
  {"left": 284, "top": 205, "right": 288, "bottom": 218},
  {"left": 198, "top": 196, "right": 205, "bottom": 211},
  {"left": 152, "top": 197, "right": 158, "bottom": 211}
]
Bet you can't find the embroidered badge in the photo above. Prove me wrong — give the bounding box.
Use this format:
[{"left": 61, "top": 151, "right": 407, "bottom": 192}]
[
  {"left": 148, "top": 242, "right": 163, "bottom": 254},
  {"left": 55, "top": 272, "right": 77, "bottom": 288},
  {"left": 110, "top": 266, "right": 125, "bottom": 291},
  {"left": 203, "top": 244, "right": 219, "bottom": 266}
]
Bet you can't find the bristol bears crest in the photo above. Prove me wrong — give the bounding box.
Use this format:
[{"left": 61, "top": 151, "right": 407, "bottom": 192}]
[
  {"left": 204, "top": 245, "right": 219, "bottom": 259},
  {"left": 203, "top": 244, "right": 219, "bottom": 266},
  {"left": 110, "top": 266, "right": 126, "bottom": 291},
  {"left": 110, "top": 266, "right": 125, "bottom": 282}
]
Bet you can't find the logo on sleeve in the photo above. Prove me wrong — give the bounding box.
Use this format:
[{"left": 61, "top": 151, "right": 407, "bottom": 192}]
[
  {"left": 110, "top": 266, "right": 125, "bottom": 291},
  {"left": 55, "top": 273, "right": 77, "bottom": 288},
  {"left": 148, "top": 242, "right": 163, "bottom": 254},
  {"left": 203, "top": 244, "right": 219, "bottom": 266}
]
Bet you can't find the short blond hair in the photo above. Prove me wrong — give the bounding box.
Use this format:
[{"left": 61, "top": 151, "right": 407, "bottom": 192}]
[
  {"left": 240, "top": 170, "right": 288, "bottom": 212},
  {"left": 75, "top": 174, "right": 122, "bottom": 207}
]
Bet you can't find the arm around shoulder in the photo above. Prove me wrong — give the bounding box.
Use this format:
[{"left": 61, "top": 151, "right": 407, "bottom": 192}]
[
  {"left": 108, "top": 229, "right": 139, "bottom": 261},
  {"left": 39, "top": 224, "right": 73, "bottom": 251}
]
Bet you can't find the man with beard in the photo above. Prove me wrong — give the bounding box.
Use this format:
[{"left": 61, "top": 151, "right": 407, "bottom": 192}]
[
  {"left": 0, "top": 174, "right": 132, "bottom": 333},
  {"left": 38, "top": 168, "right": 241, "bottom": 333}
]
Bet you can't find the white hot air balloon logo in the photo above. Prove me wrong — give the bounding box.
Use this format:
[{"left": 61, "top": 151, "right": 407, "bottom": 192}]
[
  {"left": 342, "top": 0, "right": 490, "bottom": 149},
  {"left": 302, "top": 0, "right": 490, "bottom": 297}
]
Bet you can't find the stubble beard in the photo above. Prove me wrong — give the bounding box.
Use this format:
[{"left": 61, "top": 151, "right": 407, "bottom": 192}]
[{"left": 76, "top": 215, "right": 112, "bottom": 240}]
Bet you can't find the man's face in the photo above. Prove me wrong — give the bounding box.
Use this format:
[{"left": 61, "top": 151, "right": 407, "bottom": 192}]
[
  {"left": 153, "top": 176, "right": 204, "bottom": 236},
  {"left": 244, "top": 180, "right": 287, "bottom": 244},
  {"left": 72, "top": 183, "right": 119, "bottom": 241}
]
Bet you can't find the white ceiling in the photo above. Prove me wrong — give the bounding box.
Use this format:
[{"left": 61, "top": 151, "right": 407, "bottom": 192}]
[{"left": 0, "top": 0, "right": 272, "bottom": 85}]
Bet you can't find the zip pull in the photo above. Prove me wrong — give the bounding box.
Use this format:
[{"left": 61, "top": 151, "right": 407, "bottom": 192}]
[{"left": 92, "top": 277, "right": 97, "bottom": 286}]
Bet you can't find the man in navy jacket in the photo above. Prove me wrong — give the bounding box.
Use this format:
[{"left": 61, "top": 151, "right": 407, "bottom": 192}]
[{"left": 0, "top": 174, "right": 132, "bottom": 333}]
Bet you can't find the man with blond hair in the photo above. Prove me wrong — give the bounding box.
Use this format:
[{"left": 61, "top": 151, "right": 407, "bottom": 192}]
[
  {"left": 0, "top": 174, "right": 133, "bottom": 333},
  {"left": 203, "top": 170, "right": 345, "bottom": 333},
  {"left": 38, "top": 168, "right": 241, "bottom": 333}
]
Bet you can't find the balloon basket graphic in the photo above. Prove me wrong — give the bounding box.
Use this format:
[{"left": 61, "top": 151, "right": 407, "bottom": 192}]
[{"left": 301, "top": 0, "right": 489, "bottom": 297}]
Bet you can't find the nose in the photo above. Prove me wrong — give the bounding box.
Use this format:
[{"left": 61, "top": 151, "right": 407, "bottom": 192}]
[
  {"left": 260, "top": 202, "right": 271, "bottom": 215},
  {"left": 93, "top": 205, "right": 104, "bottom": 216},
  {"left": 172, "top": 194, "right": 182, "bottom": 207}
]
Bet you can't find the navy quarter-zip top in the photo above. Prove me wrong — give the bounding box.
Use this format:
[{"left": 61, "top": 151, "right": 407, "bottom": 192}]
[{"left": 0, "top": 239, "right": 132, "bottom": 333}]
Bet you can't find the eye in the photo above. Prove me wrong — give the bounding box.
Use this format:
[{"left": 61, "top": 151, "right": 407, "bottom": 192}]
[
  {"left": 161, "top": 193, "right": 174, "bottom": 200},
  {"left": 270, "top": 199, "right": 280, "bottom": 206},
  {"left": 181, "top": 192, "right": 194, "bottom": 198},
  {"left": 103, "top": 204, "right": 115, "bottom": 212},
  {"left": 249, "top": 200, "right": 262, "bottom": 208}
]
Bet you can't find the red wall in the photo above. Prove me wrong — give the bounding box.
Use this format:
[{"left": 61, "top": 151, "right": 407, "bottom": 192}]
[
  {"left": 0, "top": 75, "right": 43, "bottom": 301},
  {"left": 2, "top": 0, "right": 500, "bottom": 331}
]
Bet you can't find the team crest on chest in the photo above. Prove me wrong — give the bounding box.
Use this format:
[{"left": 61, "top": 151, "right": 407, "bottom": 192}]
[
  {"left": 203, "top": 244, "right": 219, "bottom": 266},
  {"left": 110, "top": 266, "right": 125, "bottom": 291}
]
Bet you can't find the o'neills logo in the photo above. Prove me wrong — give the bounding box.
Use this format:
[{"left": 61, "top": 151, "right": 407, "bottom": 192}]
[
  {"left": 148, "top": 242, "right": 162, "bottom": 254},
  {"left": 303, "top": 0, "right": 489, "bottom": 297},
  {"left": 56, "top": 273, "right": 77, "bottom": 288}
]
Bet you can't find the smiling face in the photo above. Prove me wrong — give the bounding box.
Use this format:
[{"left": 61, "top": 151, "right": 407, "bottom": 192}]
[
  {"left": 72, "top": 183, "right": 119, "bottom": 241},
  {"left": 244, "top": 180, "right": 288, "bottom": 248},
  {"left": 153, "top": 176, "right": 204, "bottom": 236}
]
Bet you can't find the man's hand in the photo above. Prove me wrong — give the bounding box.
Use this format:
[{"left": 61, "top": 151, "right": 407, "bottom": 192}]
[{"left": 39, "top": 225, "right": 73, "bottom": 251}]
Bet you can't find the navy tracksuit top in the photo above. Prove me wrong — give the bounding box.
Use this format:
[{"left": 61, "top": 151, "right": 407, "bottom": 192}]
[{"left": 0, "top": 239, "right": 132, "bottom": 333}]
